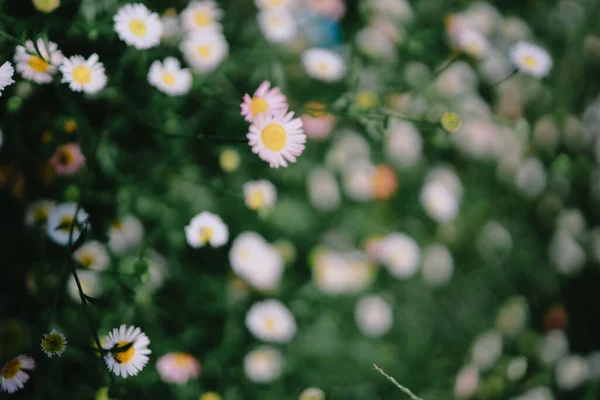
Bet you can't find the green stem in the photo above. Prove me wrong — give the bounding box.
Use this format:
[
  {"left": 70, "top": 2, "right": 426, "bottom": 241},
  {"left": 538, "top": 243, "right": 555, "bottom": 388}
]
[{"left": 373, "top": 364, "right": 424, "bottom": 400}]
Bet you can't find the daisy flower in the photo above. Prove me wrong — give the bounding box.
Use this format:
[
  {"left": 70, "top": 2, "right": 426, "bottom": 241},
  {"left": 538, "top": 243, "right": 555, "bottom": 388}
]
[
  {"left": 0, "top": 62, "right": 15, "bottom": 97},
  {"left": 301, "top": 48, "right": 346, "bottom": 82},
  {"left": 108, "top": 215, "right": 144, "bottom": 255},
  {"left": 49, "top": 143, "right": 86, "bottom": 175},
  {"left": 60, "top": 54, "right": 107, "bottom": 94},
  {"left": 41, "top": 329, "right": 67, "bottom": 357},
  {"left": 114, "top": 3, "right": 163, "bottom": 50},
  {"left": 104, "top": 325, "right": 151, "bottom": 378},
  {"left": 33, "top": 0, "right": 60, "bottom": 13},
  {"left": 25, "top": 199, "right": 56, "bottom": 227},
  {"left": 229, "top": 232, "right": 284, "bottom": 291},
  {"left": 180, "top": 31, "right": 229, "bottom": 73},
  {"left": 245, "top": 299, "right": 297, "bottom": 343},
  {"left": 456, "top": 29, "right": 489, "bottom": 59},
  {"left": 243, "top": 180, "right": 277, "bottom": 211},
  {"left": 156, "top": 352, "right": 201, "bottom": 384},
  {"left": 184, "top": 211, "right": 229, "bottom": 248},
  {"left": 258, "top": 9, "right": 297, "bottom": 44},
  {"left": 247, "top": 108, "right": 306, "bottom": 168},
  {"left": 181, "top": 1, "right": 223, "bottom": 32},
  {"left": 241, "top": 80, "right": 288, "bottom": 122},
  {"left": 73, "top": 240, "right": 110, "bottom": 271},
  {"left": 46, "top": 202, "right": 89, "bottom": 246},
  {"left": 0, "top": 355, "right": 34, "bottom": 393},
  {"left": 255, "top": 0, "right": 291, "bottom": 10},
  {"left": 14, "top": 38, "right": 64, "bottom": 84},
  {"left": 148, "top": 57, "right": 192, "bottom": 96},
  {"left": 244, "top": 346, "right": 283, "bottom": 383},
  {"left": 509, "top": 41, "right": 553, "bottom": 78}
]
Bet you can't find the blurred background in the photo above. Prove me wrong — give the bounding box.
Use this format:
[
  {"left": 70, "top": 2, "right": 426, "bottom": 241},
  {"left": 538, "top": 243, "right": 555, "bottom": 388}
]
[{"left": 1, "top": 0, "right": 600, "bottom": 399}]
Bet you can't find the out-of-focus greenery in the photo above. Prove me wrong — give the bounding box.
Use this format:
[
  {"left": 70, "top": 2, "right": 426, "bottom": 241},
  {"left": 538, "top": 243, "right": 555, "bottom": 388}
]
[{"left": 1, "top": 0, "right": 600, "bottom": 399}]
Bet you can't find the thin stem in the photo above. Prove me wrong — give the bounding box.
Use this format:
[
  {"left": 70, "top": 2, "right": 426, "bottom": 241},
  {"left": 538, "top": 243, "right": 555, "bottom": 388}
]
[
  {"left": 378, "top": 107, "right": 439, "bottom": 126},
  {"left": 491, "top": 68, "right": 518, "bottom": 86},
  {"left": 434, "top": 51, "right": 461, "bottom": 77},
  {"left": 373, "top": 364, "right": 424, "bottom": 400}
]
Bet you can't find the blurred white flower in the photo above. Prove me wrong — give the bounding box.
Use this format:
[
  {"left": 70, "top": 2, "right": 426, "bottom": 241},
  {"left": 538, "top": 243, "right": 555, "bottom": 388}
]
[
  {"left": 258, "top": 9, "right": 297, "bottom": 44},
  {"left": 230, "top": 232, "right": 284, "bottom": 291},
  {"left": 148, "top": 57, "right": 192, "bottom": 96},
  {"left": 496, "top": 296, "right": 528, "bottom": 337},
  {"left": 562, "top": 115, "right": 592, "bottom": 151},
  {"left": 180, "top": 31, "right": 229, "bottom": 73},
  {"left": 312, "top": 249, "right": 375, "bottom": 295},
  {"left": 156, "top": 352, "right": 200, "bottom": 384},
  {"left": 454, "top": 364, "right": 480, "bottom": 399},
  {"left": 14, "top": 38, "right": 64, "bottom": 84},
  {"left": 548, "top": 229, "right": 585, "bottom": 276},
  {"left": 0, "top": 62, "right": 15, "bottom": 96},
  {"left": 587, "top": 351, "right": 600, "bottom": 380},
  {"left": 67, "top": 270, "right": 101, "bottom": 302},
  {"left": 355, "top": 295, "right": 393, "bottom": 338},
  {"left": 538, "top": 330, "right": 569, "bottom": 366},
  {"left": 160, "top": 11, "right": 181, "bottom": 41},
  {"left": 436, "top": 62, "right": 478, "bottom": 98},
  {"left": 343, "top": 163, "right": 376, "bottom": 202},
  {"left": 471, "top": 330, "right": 503, "bottom": 371},
  {"left": 478, "top": 48, "right": 512, "bottom": 84},
  {"left": 113, "top": 3, "right": 163, "bottom": 50},
  {"left": 506, "top": 356, "right": 528, "bottom": 382},
  {"left": 246, "top": 299, "right": 297, "bottom": 343},
  {"left": 421, "top": 244, "right": 454, "bottom": 287},
  {"left": 385, "top": 119, "right": 422, "bottom": 169},
  {"left": 25, "top": 199, "right": 56, "bottom": 227},
  {"left": 420, "top": 181, "right": 459, "bottom": 224},
  {"left": 299, "top": 387, "right": 325, "bottom": 400},
  {"left": 302, "top": 48, "right": 346, "bottom": 82},
  {"left": 380, "top": 233, "right": 421, "bottom": 280},
  {"left": 244, "top": 346, "right": 283, "bottom": 383},
  {"left": 365, "top": 0, "right": 413, "bottom": 22},
  {"left": 73, "top": 241, "right": 110, "bottom": 271},
  {"left": 515, "top": 157, "right": 547, "bottom": 198},
  {"left": 108, "top": 215, "right": 144, "bottom": 255},
  {"left": 555, "top": 208, "right": 585, "bottom": 237},
  {"left": 454, "top": 119, "right": 500, "bottom": 160},
  {"left": 510, "top": 41, "right": 553, "bottom": 79},
  {"left": 46, "top": 203, "right": 89, "bottom": 246},
  {"left": 181, "top": 0, "right": 222, "bottom": 32},
  {"left": 244, "top": 180, "right": 277, "bottom": 211},
  {"left": 555, "top": 355, "right": 590, "bottom": 390},
  {"left": 511, "top": 386, "right": 554, "bottom": 400},
  {"left": 326, "top": 130, "right": 371, "bottom": 171},
  {"left": 533, "top": 116, "right": 560, "bottom": 153},
  {"left": 477, "top": 220, "right": 513, "bottom": 263},
  {"left": 255, "top": 0, "right": 291, "bottom": 10},
  {"left": 462, "top": 2, "right": 502, "bottom": 35},
  {"left": 308, "top": 168, "right": 341, "bottom": 212},
  {"left": 185, "top": 211, "right": 229, "bottom": 248},
  {"left": 356, "top": 27, "right": 396, "bottom": 60},
  {"left": 456, "top": 28, "right": 489, "bottom": 59},
  {"left": 502, "top": 17, "right": 532, "bottom": 42}
]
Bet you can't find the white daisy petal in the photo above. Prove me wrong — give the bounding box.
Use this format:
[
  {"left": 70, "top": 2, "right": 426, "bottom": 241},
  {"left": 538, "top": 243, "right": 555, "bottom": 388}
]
[{"left": 114, "top": 3, "right": 163, "bottom": 49}]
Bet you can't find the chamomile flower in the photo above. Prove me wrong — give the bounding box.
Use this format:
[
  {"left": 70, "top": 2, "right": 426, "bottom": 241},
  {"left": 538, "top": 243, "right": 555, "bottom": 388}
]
[
  {"left": 258, "top": 9, "right": 297, "bottom": 44},
  {"left": 302, "top": 48, "right": 346, "bottom": 82},
  {"left": 243, "top": 180, "right": 277, "bottom": 211},
  {"left": 148, "top": 57, "right": 192, "bottom": 96},
  {"left": 14, "top": 38, "right": 63, "bottom": 84},
  {"left": 108, "top": 215, "right": 144, "bottom": 255},
  {"left": 104, "top": 325, "right": 151, "bottom": 378},
  {"left": 0, "top": 62, "right": 15, "bottom": 96},
  {"left": 114, "top": 3, "right": 163, "bottom": 50},
  {"left": 60, "top": 54, "right": 107, "bottom": 94},
  {"left": 156, "top": 352, "right": 201, "bottom": 384},
  {"left": 244, "top": 346, "right": 283, "bottom": 383},
  {"left": 255, "top": 0, "right": 291, "bottom": 10},
  {"left": 181, "top": 1, "right": 223, "bottom": 32},
  {"left": 49, "top": 143, "right": 86, "bottom": 175},
  {"left": 246, "top": 299, "right": 297, "bottom": 343},
  {"left": 180, "top": 31, "right": 229, "bottom": 73},
  {"left": 509, "top": 41, "right": 553, "bottom": 78},
  {"left": 229, "top": 232, "right": 284, "bottom": 290},
  {"left": 247, "top": 108, "right": 306, "bottom": 168},
  {"left": 184, "top": 211, "right": 229, "bottom": 248},
  {"left": 25, "top": 199, "right": 56, "bottom": 227},
  {"left": 46, "top": 203, "right": 89, "bottom": 246},
  {"left": 0, "top": 355, "right": 34, "bottom": 394},
  {"left": 456, "top": 29, "right": 489, "bottom": 59},
  {"left": 41, "top": 329, "right": 67, "bottom": 357},
  {"left": 241, "top": 80, "right": 288, "bottom": 122},
  {"left": 73, "top": 240, "right": 110, "bottom": 271}
]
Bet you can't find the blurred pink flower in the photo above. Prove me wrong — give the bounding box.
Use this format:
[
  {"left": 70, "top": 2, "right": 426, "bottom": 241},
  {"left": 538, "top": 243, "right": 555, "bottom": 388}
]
[
  {"left": 307, "top": 0, "right": 346, "bottom": 21},
  {"left": 241, "top": 80, "right": 287, "bottom": 123},
  {"left": 300, "top": 101, "right": 336, "bottom": 139},
  {"left": 49, "top": 143, "right": 85, "bottom": 176},
  {"left": 156, "top": 352, "right": 201, "bottom": 384}
]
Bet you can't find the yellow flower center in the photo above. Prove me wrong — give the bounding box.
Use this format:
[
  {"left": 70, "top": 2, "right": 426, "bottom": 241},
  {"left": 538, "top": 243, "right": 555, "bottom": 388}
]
[
  {"left": 28, "top": 55, "right": 50, "bottom": 73},
  {"left": 441, "top": 112, "right": 462, "bottom": 133},
  {"left": 264, "top": 318, "right": 276, "bottom": 331},
  {"left": 247, "top": 191, "right": 264, "bottom": 210},
  {"left": 199, "top": 227, "right": 214, "bottom": 243},
  {"left": 58, "top": 216, "right": 75, "bottom": 232},
  {"left": 250, "top": 97, "right": 269, "bottom": 116},
  {"left": 58, "top": 148, "right": 74, "bottom": 165},
  {"left": 197, "top": 45, "right": 211, "bottom": 58},
  {"left": 174, "top": 353, "right": 191, "bottom": 367},
  {"left": 270, "top": 0, "right": 282, "bottom": 6},
  {"left": 72, "top": 65, "right": 92, "bottom": 85},
  {"left": 112, "top": 341, "right": 135, "bottom": 364},
  {"left": 355, "top": 91, "right": 378, "bottom": 110},
  {"left": 162, "top": 73, "right": 176, "bottom": 86},
  {"left": 316, "top": 62, "right": 330, "bottom": 74},
  {"left": 64, "top": 119, "right": 77, "bottom": 133},
  {"left": 164, "top": 8, "right": 177, "bottom": 17},
  {"left": 1, "top": 359, "right": 21, "bottom": 379},
  {"left": 42, "top": 333, "right": 65, "bottom": 353},
  {"left": 466, "top": 43, "right": 482, "bottom": 57},
  {"left": 200, "top": 392, "right": 222, "bottom": 400},
  {"left": 111, "top": 221, "right": 124, "bottom": 231},
  {"left": 304, "top": 101, "right": 327, "bottom": 117},
  {"left": 33, "top": 0, "right": 60, "bottom": 13},
  {"left": 34, "top": 207, "right": 49, "bottom": 224},
  {"left": 219, "top": 149, "right": 240, "bottom": 172},
  {"left": 260, "top": 123, "right": 287, "bottom": 152},
  {"left": 78, "top": 252, "right": 95, "bottom": 268},
  {"left": 194, "top": 10, "right": 212, "bottom": 27},
  {"left": 129, "top": 19, "right": 147, "bottom": 36},
  {"left": 523, "top": 55, "right": 538, "bottom": 68}
]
